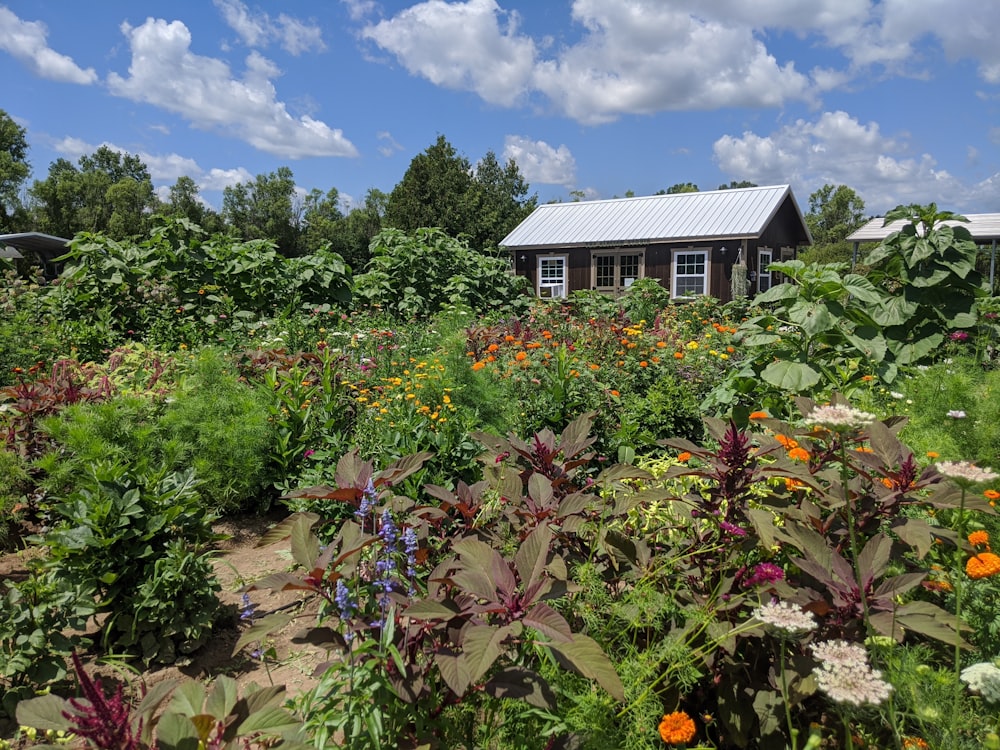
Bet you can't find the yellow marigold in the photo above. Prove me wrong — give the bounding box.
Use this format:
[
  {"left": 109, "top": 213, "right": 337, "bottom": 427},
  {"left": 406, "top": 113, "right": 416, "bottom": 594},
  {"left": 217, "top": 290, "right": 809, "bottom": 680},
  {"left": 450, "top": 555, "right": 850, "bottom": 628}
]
[
  {"left": 788, "top": 447, "right": 811, "bottom": 462},
  {"left": 968, "top": 530, "right": 990, "bottom": 547},
  {"left": 749, "top": 411, "right": 769, "bottom": 420},
  {"left": 658, "top": 711, "right": 696, "bottom": 745},
  {"left": 966, "top": 552, "right": 1000, "bottom": 580}
]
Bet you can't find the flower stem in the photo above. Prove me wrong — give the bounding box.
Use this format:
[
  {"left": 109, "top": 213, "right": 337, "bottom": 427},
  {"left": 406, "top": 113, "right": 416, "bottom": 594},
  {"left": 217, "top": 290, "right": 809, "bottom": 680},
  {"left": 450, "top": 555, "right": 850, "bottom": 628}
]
[{"left": 840, "top": 439, "right": 873, "bottom": 637}]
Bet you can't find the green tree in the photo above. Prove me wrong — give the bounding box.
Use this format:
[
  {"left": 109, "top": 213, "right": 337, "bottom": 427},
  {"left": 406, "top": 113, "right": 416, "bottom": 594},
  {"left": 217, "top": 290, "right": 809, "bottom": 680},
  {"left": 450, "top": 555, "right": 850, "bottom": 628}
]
[
  {"left": 28, "top": 146, "right": 155, "bottom": 239},
  {"left": 659, "top": 182, "right": 699, "bottom": 194},
  {"left": 222, "top": 166, "right": 301, "bottom": 256},
  {"left": 0, "top": 110, "right": 30, "bottom": 231},
  {"left": 384, "top": 135, "right": 473, "bottom": 238},
  {"left": 464, "top": 150, "right": 536, "bottom": 250},
  {"left": 161, "top": 176, "right": 223, "bottom": 233},
  {"left": 339, "top": 188, "right": 387, "bottom": 271},
  {"left": 717, "top": 180, "right": 757, "bottom": 190},
  {"left": 300, "top": 187, "right": 344, "bottom": 253},
  {"left": 801, "top": 184, "right": 866, "bottom": 264}
]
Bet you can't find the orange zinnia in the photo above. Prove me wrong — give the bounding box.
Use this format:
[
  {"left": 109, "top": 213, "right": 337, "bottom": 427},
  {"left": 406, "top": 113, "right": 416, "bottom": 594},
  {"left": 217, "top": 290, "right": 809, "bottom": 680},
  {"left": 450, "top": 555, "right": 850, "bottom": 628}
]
[
  {"left": 658, "top": 711, "right": 696, "bottom": 745},
  {"left": 966, "top": 552, "right": 1000, "bottom": 580},
  {"left": 515, "top": 351, "right": 528, "bottom": 361},
  {"left": 677, "top": 452, "right": 692, "bottom": 463},
  {"left": 985, "top": 489, "right": 1000, "bottom": 500},
  {"left": 749, "top": 411, "right": 768, "bottom": 420},
  {"left": 471, "top": 361, "right": 486, "bottom": 371}
]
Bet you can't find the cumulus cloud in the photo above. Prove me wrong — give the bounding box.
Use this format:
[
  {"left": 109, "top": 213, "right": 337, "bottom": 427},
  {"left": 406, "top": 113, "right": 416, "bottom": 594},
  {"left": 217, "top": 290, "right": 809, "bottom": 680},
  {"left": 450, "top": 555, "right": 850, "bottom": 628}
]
[
  {"left": 358, "top": 0, "right": 1000, "bottom": 125},
  {"left": 711, "top": 110, "right": 996, "bottom": 212},
  {"left": 361, "top": 0, "right": 537, "bottom": 107},
  {"left": 503, "top": 135, "right": 576, "bottom": 187},
  {"left": 214, "top": 0, "right": 325, "bottom": 55},
  {"left": 340, "top": 0, "right": 377, "bottom": 22},
  {"left": 376, "top": 131, "right": 404, "bottom": 157},
  {"left": 0, "top": 6, "right": 97, "bottom": 84},
  {"left": 106, "top": 18, "right": 357, "bottom": 159}
]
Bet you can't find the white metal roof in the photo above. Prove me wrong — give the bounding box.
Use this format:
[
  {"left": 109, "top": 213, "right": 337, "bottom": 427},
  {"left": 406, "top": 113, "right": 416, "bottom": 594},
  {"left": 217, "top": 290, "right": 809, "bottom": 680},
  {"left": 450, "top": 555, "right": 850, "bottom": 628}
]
[
  {"left": 501, "top": 184, "right": 810, "bottom": 249},
  {"left": 847, "top": 213, "right": 1000, "bottom": 243}
]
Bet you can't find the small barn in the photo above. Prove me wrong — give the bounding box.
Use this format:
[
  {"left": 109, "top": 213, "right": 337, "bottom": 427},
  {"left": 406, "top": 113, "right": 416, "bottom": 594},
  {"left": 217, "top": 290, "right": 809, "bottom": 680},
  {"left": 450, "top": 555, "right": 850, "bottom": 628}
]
[
  {"left": 501, "top": 184, "right": 811, "bottom": 302},
  {"left": 0, "top": 232, "right": 72, "bottom": 278}
]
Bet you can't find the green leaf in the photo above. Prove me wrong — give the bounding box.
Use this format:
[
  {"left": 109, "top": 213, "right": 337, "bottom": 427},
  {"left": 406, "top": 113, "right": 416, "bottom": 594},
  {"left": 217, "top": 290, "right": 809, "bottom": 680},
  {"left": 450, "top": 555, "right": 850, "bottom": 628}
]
[
  {"left": 169, "top": 680, "right": 207, "bottom": 718},
  {"left": 237, "top": 706, "right": 303, "bottom": 736},
  {"left": 760, "top": 360, "right": 822, "bottom": 391},
  {"left": 204, "top": 674, "right": 238, "bottom": 722},
  {"left": 232, "top": 612, "right": 292, "bottom": 657},
  {"left": 548, "top": 634, "right": 624, "bottom": 701},
  {"left": 153, "top": 713, "right": 201, "bottom": 750},
  {"left": 15, "top": 695, "right": 73, "bottom": 732}
]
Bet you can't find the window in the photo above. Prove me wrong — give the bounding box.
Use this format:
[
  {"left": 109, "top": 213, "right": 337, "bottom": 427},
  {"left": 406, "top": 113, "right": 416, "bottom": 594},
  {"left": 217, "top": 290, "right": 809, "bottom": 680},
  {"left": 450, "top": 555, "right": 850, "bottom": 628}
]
[
  {"left": 758, "top": 248, "right": 773, "bottom": 293},
  {"left": 537, "top": 255, "right": 568, "bottom": 299},
  {"left": 592, "top": 251, "right": 644, "bottom": 295},
  {"left": 671, "top": 249, "right": 709, "bottom": 298}
]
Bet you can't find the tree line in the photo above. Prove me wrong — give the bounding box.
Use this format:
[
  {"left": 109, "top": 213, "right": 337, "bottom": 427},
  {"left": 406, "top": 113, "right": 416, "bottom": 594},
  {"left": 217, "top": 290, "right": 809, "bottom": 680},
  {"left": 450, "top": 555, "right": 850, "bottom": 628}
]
[{"left": 0, "top": 108, "right": 868, "bottom": 268}]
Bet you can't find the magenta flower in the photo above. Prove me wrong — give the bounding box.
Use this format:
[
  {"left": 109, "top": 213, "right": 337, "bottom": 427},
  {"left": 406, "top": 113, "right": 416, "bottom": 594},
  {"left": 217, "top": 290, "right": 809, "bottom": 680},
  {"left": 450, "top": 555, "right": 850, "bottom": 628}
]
[
  {"left": 950, "top": 331, "right": 970, "bottom": 342},
  {"left": 745, "top": 562, "right": 785, "bottom": 587}
]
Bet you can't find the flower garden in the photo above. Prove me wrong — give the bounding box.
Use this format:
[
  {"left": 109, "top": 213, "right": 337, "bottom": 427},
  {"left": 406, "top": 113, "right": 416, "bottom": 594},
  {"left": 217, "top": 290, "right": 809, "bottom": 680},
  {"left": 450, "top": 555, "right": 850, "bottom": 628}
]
[{"left": 3, "top": 208, "right": 1000, "bottom": 749}]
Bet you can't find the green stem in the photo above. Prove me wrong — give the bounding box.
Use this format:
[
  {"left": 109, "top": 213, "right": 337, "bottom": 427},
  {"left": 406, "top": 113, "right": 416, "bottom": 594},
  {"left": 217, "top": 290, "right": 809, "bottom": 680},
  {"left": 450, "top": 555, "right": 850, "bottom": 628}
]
[
  {"left": 779, "top": 641, "right": 798, "bottom": 750},
  {"left": 952, "top": 486, "right": 968, "bottom": 743},
  {"left": 840, "top": 439, "right": 873, "bottom": 637}
]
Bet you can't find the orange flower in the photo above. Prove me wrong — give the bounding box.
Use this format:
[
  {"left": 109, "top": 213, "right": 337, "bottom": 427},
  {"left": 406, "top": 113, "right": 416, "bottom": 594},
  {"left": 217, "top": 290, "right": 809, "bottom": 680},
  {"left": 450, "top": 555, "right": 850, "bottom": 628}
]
[
  {"left": 784, "top": 478, "right": 804, "bottom": 491},
  {"left": 775, "top": 434, "right": 798, "bottom": 449},
  {"left": 926, "top": 451, "right": 940, "bottom": 459},
  {"left": 903, "top": 738, "right": 930, "bottom": 750},
  {"left": 673, "top": 352, "right": 684, "bottom": 359},
  {"left": 861, "top": 374, "right": 875, "bottom": 382},
  {"left": 749, "top": 411, "right": 769, "bottom": 420},
  {"left": 609, "top": 389, "right": 620, "bottom": 397},
  {"left": 658, "top": 711, "right": 696, "bottom": 745},
  {"left": 968, "top": 530, "right": 990, "bottom": 547},
  {"left": 966, "top": 552, "right": 1000, "bottom": 580},
  {"left": 471, "top": 361, "right": 486, "bottom": 371},
  {"left": 504, "top": 334, "right": 515, "bottom": 342},
  {"left": 855, "top": 446, "right": 874, "bottom": 453},
  {"left": 985, "top": 489, "right": 1000, "bottom": 500},
  {"left": 515, "top": 351, "right": 528, "bottom": 362},
  {"left": 639, "top": 361, "right": 648, "bottom": 368},
  {"left": 677, "top": 452, "right": 692, "bottom": 463},
  {"left": 880, "top": 477, "right": 894, "bottom": 489},
  {"left": 656, "top": 341, "right": 667, "bottom": 348},
  {"left": 788, "top": 447, "right": 811, "bottom": 462},
  {"left": 487, "top": 343, "right": 499, "bottom": 352}
]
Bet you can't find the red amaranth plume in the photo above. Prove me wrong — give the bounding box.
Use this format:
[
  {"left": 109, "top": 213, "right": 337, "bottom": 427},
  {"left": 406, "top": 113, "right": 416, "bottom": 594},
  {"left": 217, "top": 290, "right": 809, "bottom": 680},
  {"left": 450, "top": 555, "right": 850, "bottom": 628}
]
[{"left": 64, "top": 652, "right": 142, "bottom": 750}]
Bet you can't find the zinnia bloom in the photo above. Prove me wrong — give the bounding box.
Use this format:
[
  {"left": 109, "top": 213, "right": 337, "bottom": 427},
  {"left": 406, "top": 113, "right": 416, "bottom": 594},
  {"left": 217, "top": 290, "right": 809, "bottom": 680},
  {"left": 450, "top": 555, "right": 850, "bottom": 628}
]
[
  {"left": 966, "top": 552, "right": 1000, "bottom": 580},
  {"left": 658, "top": 711, "right": 696, "bottom": 745},
  {"left": 515, "top": 351, "right": 528, "bottom": 362},
  {"left": 677, "top": 451, "right": 692, "bottom": 463},
  {"left": 985, "top": 489, "right": 1000, "bottom": 500},
  {"left": 749, "top": 410, "right": 769, "bottom": 419}
]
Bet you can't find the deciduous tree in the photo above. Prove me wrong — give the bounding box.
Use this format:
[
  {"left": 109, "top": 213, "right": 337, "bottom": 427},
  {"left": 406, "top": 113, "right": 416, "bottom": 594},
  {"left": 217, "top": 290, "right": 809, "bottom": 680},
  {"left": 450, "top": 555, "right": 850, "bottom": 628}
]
[
  {"left": 222, "top": 166, "right": 301, "bottom": 256},
  {"left": 0, "top": 109, "right": 30, "bottom": 231},
  {"left": 802, "top": 184, "right": 866, "bottom": 264}
]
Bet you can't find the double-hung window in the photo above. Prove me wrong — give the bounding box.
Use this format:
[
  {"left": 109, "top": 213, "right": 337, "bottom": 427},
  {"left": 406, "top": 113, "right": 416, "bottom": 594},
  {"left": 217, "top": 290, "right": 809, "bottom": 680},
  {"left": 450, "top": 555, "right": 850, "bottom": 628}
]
[
  {"left": 671, "top": 249, "right": 709, "bottom": 299},
  {"left": 537, "top": 255, "right": 568, "bottom": 299}
]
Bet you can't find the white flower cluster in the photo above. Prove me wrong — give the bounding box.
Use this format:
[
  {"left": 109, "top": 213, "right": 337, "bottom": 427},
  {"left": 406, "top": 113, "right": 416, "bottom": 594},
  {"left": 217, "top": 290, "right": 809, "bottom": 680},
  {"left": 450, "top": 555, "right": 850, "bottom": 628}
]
[
  {"left": 936, "top": 461, "right": 999, "bottom": 484},
  {"left": 961, "top": 662, "right": 1000, "bottom": 704},
  {"left": 811, "top": 640, "right": 893, "bottom": 706},
  {"left": 752, "top": 600, "right": 817, "bottom": 634},
  {"left": 803, "top": 404, "right": 876, "bottom": 431}
]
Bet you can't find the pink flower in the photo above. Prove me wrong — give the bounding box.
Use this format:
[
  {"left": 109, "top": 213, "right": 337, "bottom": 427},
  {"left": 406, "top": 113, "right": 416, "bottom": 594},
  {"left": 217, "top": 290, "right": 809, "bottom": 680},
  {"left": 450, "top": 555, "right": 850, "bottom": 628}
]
[{"left": 950, "top": 331, "right": 970, "bottom": 342}]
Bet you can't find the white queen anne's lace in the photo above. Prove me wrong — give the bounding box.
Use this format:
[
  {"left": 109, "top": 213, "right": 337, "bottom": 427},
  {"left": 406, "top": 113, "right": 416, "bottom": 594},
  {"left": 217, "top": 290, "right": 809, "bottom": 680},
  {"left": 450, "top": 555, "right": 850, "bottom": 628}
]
[
  {"left": 752, "top": 600, "right": 817, "bottom": 634},
  {"left": 961, "top": 662, "right": 1000, "bottom": 704},
  {"left": 936, "top": 461, "right": 999, "bottom": 484},
  {"left": 803, "top": 404, "right": 876, "bottom": 431},
  {"left": 811, "top": 640, "right": 893, "bottom": 706}
]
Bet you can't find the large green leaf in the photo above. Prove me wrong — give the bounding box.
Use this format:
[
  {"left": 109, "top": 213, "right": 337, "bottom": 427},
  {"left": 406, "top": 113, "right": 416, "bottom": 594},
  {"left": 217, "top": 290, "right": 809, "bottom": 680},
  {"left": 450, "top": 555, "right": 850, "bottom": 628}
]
[
  {"left": 15, "top": 695, "right": 73, "bottom": 732},
  {"left": 760, "top": 360, "right": 822, "bottom": 391},
  {"left": 548, "top": 634, "right": 625, "bottom": 701},
  {"left": 152, "top": 713, "right": 201, "bottom": 750}
]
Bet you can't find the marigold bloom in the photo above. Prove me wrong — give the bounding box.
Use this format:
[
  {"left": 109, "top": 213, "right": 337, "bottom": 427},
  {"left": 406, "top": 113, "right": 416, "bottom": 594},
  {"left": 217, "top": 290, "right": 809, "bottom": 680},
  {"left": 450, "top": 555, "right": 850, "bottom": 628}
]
[
  {"left": 471, "top": 361, "right": 486, "bottom": 371},
  {"left": 784, "top": 478, "right": 804, "bottom": 491},
  {"left": 985, "top": 489, "right": 1000, "bottom": 500},
  {"left": 749, "top": 411, "right": 769, "bottom": 419},
  {"left": 788, "top": 447, "right": 811, "bottom": 462},
  {"left": 658, "top": 711, "right": 696, "bottom": 745},
  {"left": 515, "top": 351, "right": 528, "bottom": 362},
  {"left": 926, "top": 451, "right": 940, "bottom": 459},
  {"left": 677, "top": 451, "right": 692, "bottom": 463},
  {"left": 967, "top": 552, "right": 1000, "bottom": 580},
  {"left": 775, "top": 434, "right": 798, "bottom": 449},
  {"left": 968, "top": 530, "right": 990, "bottom": 547},
  {"left": 639, "top": 361, "right": 648, "bottom": 367},
  {"left": 674, "top": 352, "right": 684, "bottom": 359},
  {"left": 487, "top": 343, "right": 499, "bottom": 352},
  {"left": 903, "top": 736, "right": 930, "bottom": 749}
]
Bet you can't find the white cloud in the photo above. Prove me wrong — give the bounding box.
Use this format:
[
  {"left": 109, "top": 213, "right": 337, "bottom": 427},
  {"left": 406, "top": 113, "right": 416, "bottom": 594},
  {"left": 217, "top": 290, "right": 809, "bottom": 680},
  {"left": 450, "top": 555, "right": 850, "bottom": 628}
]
[
  {"left": 0, "top": 6, "right": 97, "bottom": 84},
  {"left": 361, "top": 0, "right": 536, "bottom": 107},
  {"left": 214, "top": 0, "right": 326, "bottom": 55},
  {"left": 711, "top": 110, "right": 992, "bottom": 212},
  {"left": 341, "top": 0, "right": 377, "bottom": 22},
  {"left": 201, "top": 167, "right": 255, "bottom": 191},
  {"left": 502, "top": 135, "right": 576, "bottom": 187},
  {"left": 376, "top": 131, "right": 403, "bottom": 157},
  {"left": 106, "top": 18, "right": 357, "bottom": 159}
]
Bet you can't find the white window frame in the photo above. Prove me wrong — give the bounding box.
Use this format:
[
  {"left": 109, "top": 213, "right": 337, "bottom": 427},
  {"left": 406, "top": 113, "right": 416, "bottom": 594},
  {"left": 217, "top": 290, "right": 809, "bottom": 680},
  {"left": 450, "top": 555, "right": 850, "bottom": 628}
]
[
  {"left": 671, "top": 248, "right": 710, "bottom": 299},
  {"left": 757, "top": 247, "right": 773, "bottom": 293},
  {"left": 537, "top": 254, "right": 568, "bottom": 299}
]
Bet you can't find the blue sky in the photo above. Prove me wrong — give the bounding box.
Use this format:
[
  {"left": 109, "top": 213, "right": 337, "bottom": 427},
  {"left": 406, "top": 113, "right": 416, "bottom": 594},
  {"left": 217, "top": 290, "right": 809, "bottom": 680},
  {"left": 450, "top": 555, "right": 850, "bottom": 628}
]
[{"left": 2, "top": 0, "right": 999, "bottom": 216}]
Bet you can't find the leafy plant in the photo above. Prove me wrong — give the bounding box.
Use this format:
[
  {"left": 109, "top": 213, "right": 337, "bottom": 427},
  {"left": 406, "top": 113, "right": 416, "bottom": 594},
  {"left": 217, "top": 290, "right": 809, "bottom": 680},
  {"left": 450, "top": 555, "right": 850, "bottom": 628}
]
[{"left": 34, "top": 463, "right": 221, "bottom": 663}]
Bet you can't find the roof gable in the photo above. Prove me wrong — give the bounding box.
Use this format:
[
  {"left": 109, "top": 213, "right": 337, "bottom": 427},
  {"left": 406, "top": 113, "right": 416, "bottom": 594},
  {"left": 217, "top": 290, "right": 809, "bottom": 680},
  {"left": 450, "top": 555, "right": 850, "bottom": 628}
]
[
  {"left": 847, "top": 213, "right": 1000, "bottom": 243},
  {"left": 501, "top": 184, "right": 811, "bottom": 249}
]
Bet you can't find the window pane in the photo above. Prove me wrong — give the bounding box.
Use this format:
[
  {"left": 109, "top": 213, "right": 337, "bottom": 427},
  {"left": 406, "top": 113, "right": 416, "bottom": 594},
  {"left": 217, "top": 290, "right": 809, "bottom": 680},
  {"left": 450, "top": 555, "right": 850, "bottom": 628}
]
[
  {"left": 620, "top": 254, "right": 640, "bottom": 281},
  {"left": 595, "top": 256, "right": 614, "bottom": 287}
]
